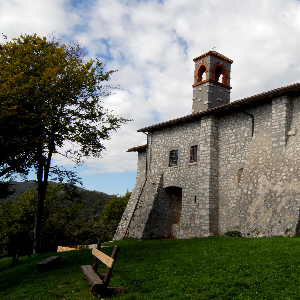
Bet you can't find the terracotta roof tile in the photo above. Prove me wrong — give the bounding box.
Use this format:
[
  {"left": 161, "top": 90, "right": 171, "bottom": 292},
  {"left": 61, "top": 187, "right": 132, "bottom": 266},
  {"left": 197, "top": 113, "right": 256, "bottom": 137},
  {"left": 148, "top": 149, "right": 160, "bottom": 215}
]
[
  {"left": 193, "top": 51, "right": 233, "bottom": 64},
  {"left": 137, "top": 82, "right": 300, "bottom": 132},
  {"left": 127, "top": 144, "right": 147, "bottom": 152}
]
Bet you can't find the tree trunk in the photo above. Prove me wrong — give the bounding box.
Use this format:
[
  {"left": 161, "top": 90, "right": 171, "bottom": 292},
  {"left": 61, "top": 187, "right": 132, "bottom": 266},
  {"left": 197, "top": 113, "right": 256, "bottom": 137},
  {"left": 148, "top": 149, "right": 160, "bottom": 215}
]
[
  {"left": 33, "top": 139, "right": 54, "bottom": 254},
  {"left": 33, "top": 157, "right": 47, "bottom": 254}
]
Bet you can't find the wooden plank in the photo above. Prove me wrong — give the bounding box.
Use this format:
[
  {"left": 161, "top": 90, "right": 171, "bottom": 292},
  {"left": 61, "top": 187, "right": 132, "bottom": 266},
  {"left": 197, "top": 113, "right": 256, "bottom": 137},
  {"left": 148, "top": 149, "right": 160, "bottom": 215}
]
[
  {"left": 103, "top": 245, "right": 119, "bottom": 285},
  {"left": 81, "top": 265, "right": 103, "bottom": 286},
  {"left": 37, "top": 256, "right": 61, "bottom": 272},
  {"left": 81, "top": 265, "right": 105, "bottom": 294},
  {"left": 93, "top": 239, "right": 101, "bottom": 272},
  {"left": 37, "top": 256, "right": 61, "bottom": 265},
  {"left": 92, "top": 248, "right": 114, "bottom": 268},
  {"left": 57, "top": 246, "right": 64, "bottom": 252}
]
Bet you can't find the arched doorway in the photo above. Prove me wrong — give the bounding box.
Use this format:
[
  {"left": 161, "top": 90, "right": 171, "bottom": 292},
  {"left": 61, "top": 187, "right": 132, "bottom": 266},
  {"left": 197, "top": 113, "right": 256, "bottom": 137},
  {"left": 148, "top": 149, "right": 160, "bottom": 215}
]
[{"left": 165, "top": 186, "right": 182, "bottom": 238}]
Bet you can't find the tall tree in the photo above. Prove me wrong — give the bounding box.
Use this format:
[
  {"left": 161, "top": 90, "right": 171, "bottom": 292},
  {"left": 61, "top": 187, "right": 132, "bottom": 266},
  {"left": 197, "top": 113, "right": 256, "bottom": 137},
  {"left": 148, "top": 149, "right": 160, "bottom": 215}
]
[
  {"left": 0, "top": 184, "right": 83, "bottom": 255},
  {"left": 0, "top": 34, "right": 129, "bottom": 253}
]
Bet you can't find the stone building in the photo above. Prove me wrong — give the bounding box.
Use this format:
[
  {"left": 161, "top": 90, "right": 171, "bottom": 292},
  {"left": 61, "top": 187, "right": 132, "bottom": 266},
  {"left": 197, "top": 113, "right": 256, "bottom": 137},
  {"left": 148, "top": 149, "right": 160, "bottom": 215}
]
[{"left": 114, "top": 51, "right": 300, "bottom": 240}]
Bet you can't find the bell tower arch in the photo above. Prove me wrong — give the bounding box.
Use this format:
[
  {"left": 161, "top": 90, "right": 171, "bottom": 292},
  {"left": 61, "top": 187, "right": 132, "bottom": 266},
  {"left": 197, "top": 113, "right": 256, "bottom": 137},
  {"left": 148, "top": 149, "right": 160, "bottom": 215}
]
[{"left": 192, "top": 51, "right": 233, "bottom": 113}]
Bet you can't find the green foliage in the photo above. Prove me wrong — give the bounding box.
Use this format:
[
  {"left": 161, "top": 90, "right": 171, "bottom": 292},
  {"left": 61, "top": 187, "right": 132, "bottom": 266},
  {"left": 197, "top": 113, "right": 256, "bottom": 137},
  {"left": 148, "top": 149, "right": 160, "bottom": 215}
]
[
  {"left": 0, "top": 184, "right": 83, "bottom": 254},
  {"left": 101, "top": 192, "right": 131, "bottom": 239},
  {"left": 76, "top": 189, "right": 112, "bottom": 223},
  {"left": 75, "top": 192, "right": 131, "bottom": 243},
  {"left": 0, "top": 181, "right": 112, "bottom": 215},
  {"left": 225, "top": 230, "right": 242, "bottom": 237},
  {"left": 285, "top": 227, "right": 292, "bottom": 234},
  {"left": 30, "top": 184, "right": 83, "bottom": 250},
  {"left": 0, "top": 33, "right": 130, "bottom": 251},
  {"left": 0, "top": 181, "right": 14, "bottom": 202},
  {"left": 0, "top": 33, "right": 129, "bottom": 176},
  {"left": 0, "top": 185, "right": 129, "bottom": 255},
  {"left": 0, "top": 193, "right": 36, "bottom": 257}
]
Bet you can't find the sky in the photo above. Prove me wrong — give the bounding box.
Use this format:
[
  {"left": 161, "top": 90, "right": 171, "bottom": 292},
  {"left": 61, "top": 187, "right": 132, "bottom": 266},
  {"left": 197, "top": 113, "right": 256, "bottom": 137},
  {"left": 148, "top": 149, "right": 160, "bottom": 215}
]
[{"left": 1, "top": 0, "right": 300, "bottom": 195}]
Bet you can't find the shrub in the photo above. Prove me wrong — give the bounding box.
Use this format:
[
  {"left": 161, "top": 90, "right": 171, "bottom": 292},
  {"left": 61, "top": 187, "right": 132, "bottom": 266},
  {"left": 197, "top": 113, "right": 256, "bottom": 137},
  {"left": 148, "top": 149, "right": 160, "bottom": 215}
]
[{"left": 225, "top": 230, "right": 242, "bottom": 237}]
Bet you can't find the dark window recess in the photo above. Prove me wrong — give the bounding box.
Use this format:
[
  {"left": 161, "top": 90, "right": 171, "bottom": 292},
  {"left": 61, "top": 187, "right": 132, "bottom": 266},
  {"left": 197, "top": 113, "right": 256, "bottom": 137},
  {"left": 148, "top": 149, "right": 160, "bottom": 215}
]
[
  {"left": 169, "top": 150, "right": 178, "bottom": 167},
  {"left": 190, "top": 145, "right": 198, "bottom": 163},
  {"left": 238, "top": 168, "right": 244, "bottom": 187},
  {"left": 198, "top": 65, "right": 206, "bottom": 82},
  {"left": 215, "top": 66, "right": 223, "bottom": 83}
]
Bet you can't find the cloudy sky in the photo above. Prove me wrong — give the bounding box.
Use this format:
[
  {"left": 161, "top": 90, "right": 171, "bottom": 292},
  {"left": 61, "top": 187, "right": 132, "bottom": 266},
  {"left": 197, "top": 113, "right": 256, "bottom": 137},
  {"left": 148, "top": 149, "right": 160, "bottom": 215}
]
[{"left": 1, "top": 0, "right": 300, "bottom": 195}]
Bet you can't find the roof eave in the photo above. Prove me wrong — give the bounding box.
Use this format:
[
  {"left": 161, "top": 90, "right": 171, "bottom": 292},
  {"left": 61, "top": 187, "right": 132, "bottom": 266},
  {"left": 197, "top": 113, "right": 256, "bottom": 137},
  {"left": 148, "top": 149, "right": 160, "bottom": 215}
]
[{"left": 137, "top": 82, "right": 300, "bottom": 133}]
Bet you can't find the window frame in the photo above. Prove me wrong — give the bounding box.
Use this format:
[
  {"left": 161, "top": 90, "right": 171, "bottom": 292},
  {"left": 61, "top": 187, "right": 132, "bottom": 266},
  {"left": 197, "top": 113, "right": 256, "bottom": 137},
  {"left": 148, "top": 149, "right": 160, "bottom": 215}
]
[
  {"left": 189, "top": 145, "right": 198, "bottom": 163},
  {"left": 169, "top": 149, "right": 179, "bottom": 167}
]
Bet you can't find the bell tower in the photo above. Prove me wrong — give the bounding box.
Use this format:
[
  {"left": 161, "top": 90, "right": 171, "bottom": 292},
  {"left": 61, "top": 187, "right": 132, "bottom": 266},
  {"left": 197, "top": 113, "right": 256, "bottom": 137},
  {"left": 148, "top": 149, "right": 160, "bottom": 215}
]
[{"left": 192, "top": 51, "right": 233, "bottom": 113}]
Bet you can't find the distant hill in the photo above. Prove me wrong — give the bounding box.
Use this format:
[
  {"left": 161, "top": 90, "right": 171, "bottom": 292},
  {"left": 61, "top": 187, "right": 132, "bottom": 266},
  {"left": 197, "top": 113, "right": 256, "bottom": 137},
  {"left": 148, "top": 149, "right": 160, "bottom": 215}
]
[
  {"left": 0, "top": 181, "right": 38, "bottom": 202},
  {"left": 0, "top": 181, "right": 112, "bottom": 222}
]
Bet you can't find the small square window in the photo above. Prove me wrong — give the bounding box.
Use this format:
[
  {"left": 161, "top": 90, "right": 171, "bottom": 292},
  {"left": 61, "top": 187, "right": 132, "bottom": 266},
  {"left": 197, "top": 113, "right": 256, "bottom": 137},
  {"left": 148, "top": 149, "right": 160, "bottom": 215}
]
[
  {"left": 190, "top": 145, "right": 198, "bottom": 163},
  {"left": 169, "top": 150, "right": 178, "bottom": 167}
]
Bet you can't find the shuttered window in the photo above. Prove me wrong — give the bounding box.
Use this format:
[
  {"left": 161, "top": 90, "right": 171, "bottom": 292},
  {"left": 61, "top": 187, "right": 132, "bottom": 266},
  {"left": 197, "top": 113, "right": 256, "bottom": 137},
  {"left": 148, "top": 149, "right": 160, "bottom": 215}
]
[
  {"left": 190, "top": 145, "right": 198, "bottom": 163},
  {"left": 169, "top": 150, "right": 178, "bottom": 167}
]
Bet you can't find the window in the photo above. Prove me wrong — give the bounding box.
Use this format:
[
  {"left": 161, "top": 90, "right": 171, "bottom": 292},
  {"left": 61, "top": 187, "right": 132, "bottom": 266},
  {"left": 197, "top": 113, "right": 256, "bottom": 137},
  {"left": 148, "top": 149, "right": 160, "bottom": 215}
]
[
  {"left": 238, "top": 168, "right": 244, "bottom": 187},
  {"left": 190, "top": 145, "right": 198, "bottom": 163},
  {"left": 215, "top": 66, "right": 223, "bottom": 83},
  {"left": 198, "top": 65, "right": 207, "bottom": 82},
  {"left": 169, "top": 150, "right": 178, "bottom": 167}
]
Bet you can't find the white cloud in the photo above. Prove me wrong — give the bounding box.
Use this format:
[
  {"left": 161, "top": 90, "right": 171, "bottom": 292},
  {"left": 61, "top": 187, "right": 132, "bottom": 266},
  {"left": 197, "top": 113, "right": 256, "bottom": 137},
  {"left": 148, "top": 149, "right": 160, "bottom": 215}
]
[
  {"left": 0, "top": 0, "right": 80, "bottom": 41},
  {"left": 3, "top": 0, "right": 300, "bottom": 182}
]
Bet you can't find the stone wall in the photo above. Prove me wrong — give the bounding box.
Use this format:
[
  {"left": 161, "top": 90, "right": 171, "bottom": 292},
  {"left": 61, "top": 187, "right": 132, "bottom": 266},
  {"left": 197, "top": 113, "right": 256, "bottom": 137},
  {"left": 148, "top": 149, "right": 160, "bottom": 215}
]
[
  {"left": 113, "top": 150, "right": 147, "bottom": 240},
  {"left": 115, "top": 94, "right": 300, "bottom": 240},
  {"left": 219, "top": 96, "right": 300, "bottom": 237},
  {"left": 117, "top": 117, "right": 221, "bottom": 239}
]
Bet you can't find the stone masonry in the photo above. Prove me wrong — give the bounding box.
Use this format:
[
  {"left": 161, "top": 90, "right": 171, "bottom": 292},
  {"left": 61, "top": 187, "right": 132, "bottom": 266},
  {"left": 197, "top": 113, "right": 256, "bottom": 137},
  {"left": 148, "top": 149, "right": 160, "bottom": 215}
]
[{"left": 114, "top": 51, "right": 300, "bottom": 240}]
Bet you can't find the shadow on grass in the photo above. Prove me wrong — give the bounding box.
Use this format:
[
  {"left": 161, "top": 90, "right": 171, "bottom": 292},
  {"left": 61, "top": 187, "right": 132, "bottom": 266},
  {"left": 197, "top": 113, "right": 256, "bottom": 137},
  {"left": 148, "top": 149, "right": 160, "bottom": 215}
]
[{"left": 2, "top": 237, "right": 300, "bottom": 299}]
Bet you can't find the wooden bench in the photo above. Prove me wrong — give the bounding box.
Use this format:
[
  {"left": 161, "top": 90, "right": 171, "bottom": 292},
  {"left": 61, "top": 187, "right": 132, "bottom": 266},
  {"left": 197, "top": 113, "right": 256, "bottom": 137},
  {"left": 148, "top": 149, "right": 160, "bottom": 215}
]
[
  {"left": 37, "top": 256, "right": 61, "bottom": 272},
  {"left": 81, "top": 240, "right": 124, "bottom": 297}
]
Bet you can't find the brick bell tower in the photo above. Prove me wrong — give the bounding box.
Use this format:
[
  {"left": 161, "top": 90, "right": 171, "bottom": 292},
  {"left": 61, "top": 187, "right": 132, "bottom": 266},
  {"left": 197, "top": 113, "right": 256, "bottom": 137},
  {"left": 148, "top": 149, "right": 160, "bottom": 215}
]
[{"left": 192, "top": 51, "right": 233, "bottom": 113}]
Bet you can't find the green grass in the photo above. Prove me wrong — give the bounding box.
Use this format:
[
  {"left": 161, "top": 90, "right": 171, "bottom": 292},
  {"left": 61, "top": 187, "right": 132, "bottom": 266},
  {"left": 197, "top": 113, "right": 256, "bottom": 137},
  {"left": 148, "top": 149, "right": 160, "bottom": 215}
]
[{"left": 1, "top": 236, "right": 300, "bottom": 299}]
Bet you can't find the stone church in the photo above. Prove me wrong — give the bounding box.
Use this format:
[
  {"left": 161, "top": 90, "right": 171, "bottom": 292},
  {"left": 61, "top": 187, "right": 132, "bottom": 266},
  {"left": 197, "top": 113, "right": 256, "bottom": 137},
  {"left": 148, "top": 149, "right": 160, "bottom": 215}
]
[{"left": 114, "top": 51, "right": 300, "bottom": 240}]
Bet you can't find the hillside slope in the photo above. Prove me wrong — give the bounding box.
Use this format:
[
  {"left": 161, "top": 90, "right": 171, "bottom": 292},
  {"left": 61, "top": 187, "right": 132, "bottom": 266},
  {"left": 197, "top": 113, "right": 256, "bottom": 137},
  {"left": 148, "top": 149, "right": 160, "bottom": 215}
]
[{"left": 0, "top": 181, "right": 112, "bottom": 221}]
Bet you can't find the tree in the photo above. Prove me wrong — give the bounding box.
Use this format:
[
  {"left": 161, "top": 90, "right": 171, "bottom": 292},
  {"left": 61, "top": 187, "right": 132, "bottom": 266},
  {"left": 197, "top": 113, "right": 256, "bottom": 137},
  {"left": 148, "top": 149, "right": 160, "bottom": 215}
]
[
  {"left": 0, "top": 36, "right": 39, "bottom": 179},
  {"left": 0, "top": 192, "right": 36, "bottom": 257},
  {"left": 0, "top": 181, "right": 14, "bottom": 199},
  {"left": 101, "top": 192, "right": 131, "bottom": 240},
  {"left": 75, "top": 191, "right": 131, "bottom": 243},
  {"left": 0, "top": 34, "right": 129, "bottom": 252},
  {"left": 0, "top": 184, "right": 83, "bottom": 255}
]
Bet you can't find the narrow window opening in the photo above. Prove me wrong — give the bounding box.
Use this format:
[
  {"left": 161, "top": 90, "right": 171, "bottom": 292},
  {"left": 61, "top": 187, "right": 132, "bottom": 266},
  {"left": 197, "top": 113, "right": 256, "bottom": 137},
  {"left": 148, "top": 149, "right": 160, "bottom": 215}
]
[
  {"left": 219, "top": 73, "right": 223, "bottom": 83},
  {"left": 194, "top": 196, "right": 197, "bottom": 203},
  {"left": 190, "top": 145, "right": 198, "bottom": 163},
  {"left": 238, "top": 168, "right": 244, "bottom": 187},
  {"left": 215, "top": 66, "right": 223, "bottom": 83},
  {"left": 198, "top": 65, "right": 206, "bottom": 83},
  {"left": 169, "top": 150, "right": 178, "bottom": 167}
]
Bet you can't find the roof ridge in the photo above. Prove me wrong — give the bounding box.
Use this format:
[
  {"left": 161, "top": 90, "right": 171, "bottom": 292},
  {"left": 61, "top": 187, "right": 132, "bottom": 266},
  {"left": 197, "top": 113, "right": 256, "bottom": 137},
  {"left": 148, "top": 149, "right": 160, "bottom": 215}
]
[{"left": 193, "top": 51, "right": 233, "bottom": 64}]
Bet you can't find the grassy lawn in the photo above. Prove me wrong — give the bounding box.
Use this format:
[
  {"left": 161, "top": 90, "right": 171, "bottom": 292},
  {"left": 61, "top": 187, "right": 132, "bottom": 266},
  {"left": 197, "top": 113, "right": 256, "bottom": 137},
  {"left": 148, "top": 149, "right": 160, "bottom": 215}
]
[{"left": 1, "top": 236, "right": 300, "bottom": 299}]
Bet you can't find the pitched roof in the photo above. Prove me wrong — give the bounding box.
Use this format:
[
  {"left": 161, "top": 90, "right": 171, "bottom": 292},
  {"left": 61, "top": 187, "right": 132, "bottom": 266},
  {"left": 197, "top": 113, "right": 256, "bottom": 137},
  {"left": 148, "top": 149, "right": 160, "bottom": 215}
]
[
  {"left": 137, "top": 82, "right": 300, "bottom": 133},
  {"left": 127, "top": 144, "right": 147, "bottom": 152},
  {"left": 193, "top": 50, "right": 233, "bottom": 64}
]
